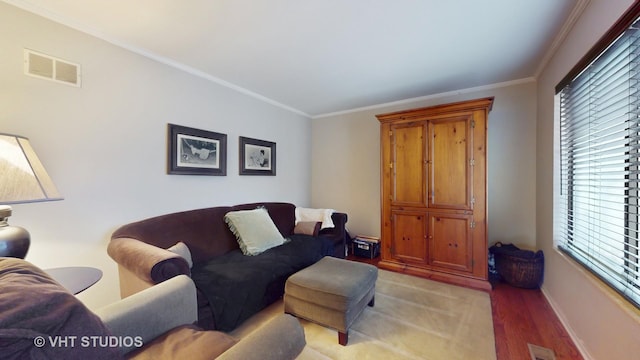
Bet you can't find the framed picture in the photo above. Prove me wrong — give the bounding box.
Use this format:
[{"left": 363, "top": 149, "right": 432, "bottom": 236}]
[
  {"left": 168, "top": 123, "right": 227, "bottom": 175},
  {"left": 239, "top": 136, "right": 276, "bottom": 176}
]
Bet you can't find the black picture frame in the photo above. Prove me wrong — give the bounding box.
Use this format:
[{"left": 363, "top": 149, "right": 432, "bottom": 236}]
[
  {"left": 168, "top": 123, "right": 227, "bottom": 176},
  {"left": 239, "top": 136, "right": 276, "bottom": 176}
]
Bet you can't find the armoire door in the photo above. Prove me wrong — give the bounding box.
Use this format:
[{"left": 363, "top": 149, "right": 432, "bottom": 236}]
[
  {"left": 390, "top": 122, "right": 427, "bottom": 207},
  {"left": 428, "top": 115, "right": 473, "bottom": 210},
  {"left": 428, "top": 213, "right": 473, "bottom": 273},
  {"left": 391, "top": 210, "right": 428, "bottom": 264}
]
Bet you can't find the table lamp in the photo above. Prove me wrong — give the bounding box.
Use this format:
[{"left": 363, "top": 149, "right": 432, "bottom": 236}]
[{"left": 0, "top": 133, "right": 62, "bottom": 258}]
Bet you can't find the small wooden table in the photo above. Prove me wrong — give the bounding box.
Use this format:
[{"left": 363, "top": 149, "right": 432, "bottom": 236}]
[{"left": 45, "top": 266, "right": 103, "bottom": 295}]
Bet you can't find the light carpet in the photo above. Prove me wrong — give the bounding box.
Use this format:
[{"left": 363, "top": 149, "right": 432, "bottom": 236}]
[{"left": 230, "top": 269, "right": 496, "bottom": 360}]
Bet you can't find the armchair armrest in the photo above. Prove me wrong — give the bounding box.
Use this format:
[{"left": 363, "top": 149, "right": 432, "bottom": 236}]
[
  {"left": 218, "top": 314, "right": 305, "bottom": 360},
  {"left": 107, "top": 237, "right": 190, "bottom": 284},
  {"left": 94, "top": 275, "right": 197, "bottom": 355}
]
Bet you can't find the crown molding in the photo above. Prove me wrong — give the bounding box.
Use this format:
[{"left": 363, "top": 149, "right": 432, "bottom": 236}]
[
  {"left": 312, "top": 78, "right": 536, "bottom": 119},
  {"left": 534, "top": 0, "right": 591, "bottom": 77}
]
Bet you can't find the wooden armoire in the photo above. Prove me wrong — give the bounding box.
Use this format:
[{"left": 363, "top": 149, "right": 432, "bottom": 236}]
[{"left": 377, "top": 97, "right": 493, "bottom": 290}]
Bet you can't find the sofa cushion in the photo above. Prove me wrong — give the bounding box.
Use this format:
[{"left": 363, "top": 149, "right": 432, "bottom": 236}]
[
  {"left": 126, "top": 324, "right": 236, "bottom": 360},
  {"left": 224, "top": 207, "right": 286, "bottom": 256},
  {"left": 0, "top": 258, "right": 123, "bottom": 360},
  {"left": 191, "top": 235, "right": 333, "bottom": 331}
]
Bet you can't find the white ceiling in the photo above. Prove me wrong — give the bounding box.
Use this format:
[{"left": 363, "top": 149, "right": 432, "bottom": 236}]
[{"left": 6, "top": 0, "right": 582, "bottom": 117}]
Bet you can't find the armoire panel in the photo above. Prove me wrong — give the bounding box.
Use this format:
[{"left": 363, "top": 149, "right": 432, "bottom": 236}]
[
  {"left": 429, "top": 116, "right": 472, "bottom": 209},
  {"left": 391, "top": 123, "right": 426, "bottom": 206}
]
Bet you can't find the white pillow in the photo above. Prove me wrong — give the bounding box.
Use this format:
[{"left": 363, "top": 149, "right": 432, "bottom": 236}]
[
  {"left": 167, "top": 241, "right": 193, "bottom": 268},
  {"left": 295, "top": 207, "right": 335, "bottom": 229},
  {"left": 224, "top": 208, "right": 286, "bottom": 256}
]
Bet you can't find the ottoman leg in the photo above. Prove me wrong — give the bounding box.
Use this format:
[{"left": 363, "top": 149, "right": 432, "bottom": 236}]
[{"left": 339, "top": 331, "right": 348, "bottom": 346}]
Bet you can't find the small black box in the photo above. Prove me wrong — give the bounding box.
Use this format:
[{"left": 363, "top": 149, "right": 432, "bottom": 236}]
[{"left": 352, "top": 237, "right": 380, "bottom": 259}]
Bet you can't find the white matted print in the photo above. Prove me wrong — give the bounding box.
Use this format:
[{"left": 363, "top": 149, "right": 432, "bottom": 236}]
[
  {"left": 244, "top": 143, "right": 271, "bottom": 170},
  {"left": 178, "top": 134, "right": 220, "bottom": 169}
]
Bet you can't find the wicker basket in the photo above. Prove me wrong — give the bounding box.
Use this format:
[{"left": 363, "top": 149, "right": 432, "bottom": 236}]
[{"left": 490, "top": 242, "right": 544, "bottom": 289}]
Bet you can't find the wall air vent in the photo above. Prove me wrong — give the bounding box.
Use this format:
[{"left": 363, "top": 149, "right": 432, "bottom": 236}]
[{"left": 24, "top": 49, "right": 81, "bottom": 87}]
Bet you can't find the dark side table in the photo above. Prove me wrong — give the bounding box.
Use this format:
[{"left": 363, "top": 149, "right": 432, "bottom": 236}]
[{"left": 45, "top": 266, "right": 103, "bottom": 295}]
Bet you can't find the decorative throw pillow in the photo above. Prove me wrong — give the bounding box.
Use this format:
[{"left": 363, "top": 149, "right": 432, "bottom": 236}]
[
  {"left": 167, "top": 241, "right": 193, "bottom": 268},
  {"left": 294, "top": 221, "right": 321, "bottom": 236},
  {"left": 224, "top": 207, "right": 286, "bottom": 256},
  {"left": 0, "top": 258, "right": 123, "bottom": 360}
]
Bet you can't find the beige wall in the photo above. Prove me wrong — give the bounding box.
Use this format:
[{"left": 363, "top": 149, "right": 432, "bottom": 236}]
[
  {"left": 537, "top": 0, "right": 640, "bottom": 359},
  {"left": 311, "top": 80, "right": 538, "bottom": 251},
  {"left": 0, "top": 3, "right": 312, "bottom": 309}
]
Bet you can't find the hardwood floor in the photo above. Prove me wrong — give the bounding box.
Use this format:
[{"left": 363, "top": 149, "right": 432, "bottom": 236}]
[
  {"left": 491, "top": 281, "right": 583, "bottom": 360},
  {"left": 347, "top": 254, "right": 583, "bottom": 360}
]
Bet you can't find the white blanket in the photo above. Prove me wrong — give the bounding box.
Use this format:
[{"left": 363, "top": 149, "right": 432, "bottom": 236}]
[{"left": 295, "top": 207, "right": 335, "bottom": 229}]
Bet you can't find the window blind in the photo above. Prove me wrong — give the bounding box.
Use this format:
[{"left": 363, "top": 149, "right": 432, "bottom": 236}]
[{"left": 557, "top": 5, "right": 640, "bottom": 309}]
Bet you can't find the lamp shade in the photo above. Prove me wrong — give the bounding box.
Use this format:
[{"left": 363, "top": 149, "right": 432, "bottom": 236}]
[
  {"left": 0, "top": 133, "right": 62, "bottom": 258},
  {"left": 0, "top": 133, "right": 62, "bottom": 204}
]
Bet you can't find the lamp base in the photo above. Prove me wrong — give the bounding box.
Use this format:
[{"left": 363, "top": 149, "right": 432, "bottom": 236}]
[{"left": 0, "top": 206, "right": 30, "bottom": 259}]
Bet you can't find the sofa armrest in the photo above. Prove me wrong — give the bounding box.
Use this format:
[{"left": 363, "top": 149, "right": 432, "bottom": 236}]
[
  {"left": 94, "top": 275, "right": 198, "bottom": 355},
  {"left": 318, "top": 212, "right": 347, "bottom": 238},
  {"left": 107, "top": 237, "right": 190, "bottom": 284},
  {"left": 218, "top": 314, "right": 305, "bottom": 360},
  {"left": 318, "top": 212, "right": 348, "bottom": 258}
]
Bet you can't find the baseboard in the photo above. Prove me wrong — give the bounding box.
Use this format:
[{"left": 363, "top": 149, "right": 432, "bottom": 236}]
[{"left": 540, "top": 286, "right": 593, "bottom": 360}]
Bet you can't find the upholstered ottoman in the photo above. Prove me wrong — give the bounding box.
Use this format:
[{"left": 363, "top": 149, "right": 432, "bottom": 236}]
[{"left": 284, "top": 256, "right": 378, "bottom": 345}]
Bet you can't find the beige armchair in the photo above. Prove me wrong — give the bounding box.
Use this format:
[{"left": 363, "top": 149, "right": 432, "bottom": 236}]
[{"left": 0, "top": 257, "right": 306, "bottom": 359}]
